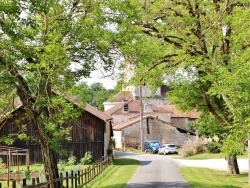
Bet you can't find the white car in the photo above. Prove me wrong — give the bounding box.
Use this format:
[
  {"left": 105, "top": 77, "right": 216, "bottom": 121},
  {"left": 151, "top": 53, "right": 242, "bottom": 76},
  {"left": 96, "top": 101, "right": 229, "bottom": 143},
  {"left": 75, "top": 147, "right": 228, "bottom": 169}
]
[{"left": 158, "top": 144, "right": 178, "bottom": 155}]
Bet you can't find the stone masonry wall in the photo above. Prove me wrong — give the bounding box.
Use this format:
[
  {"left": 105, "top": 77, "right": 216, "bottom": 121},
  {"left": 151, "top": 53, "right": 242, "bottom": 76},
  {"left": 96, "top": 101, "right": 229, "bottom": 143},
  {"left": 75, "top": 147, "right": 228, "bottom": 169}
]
[{"left": 123, "top": 118, "right": 194, "bottom": 149}]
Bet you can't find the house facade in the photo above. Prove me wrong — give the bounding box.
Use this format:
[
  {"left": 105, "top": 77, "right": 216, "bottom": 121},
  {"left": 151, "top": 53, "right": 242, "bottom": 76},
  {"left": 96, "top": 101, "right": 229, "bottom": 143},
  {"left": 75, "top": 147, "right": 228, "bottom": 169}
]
[{"left": 113, "top": 116, "right": 195, "bottom": 150}]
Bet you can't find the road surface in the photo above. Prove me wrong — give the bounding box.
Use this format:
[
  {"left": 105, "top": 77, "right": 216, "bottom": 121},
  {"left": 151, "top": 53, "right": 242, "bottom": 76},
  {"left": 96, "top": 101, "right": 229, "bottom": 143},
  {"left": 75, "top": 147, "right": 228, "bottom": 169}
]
[{"left": 114, "top": 151, "right": 190, "bottom": 188}]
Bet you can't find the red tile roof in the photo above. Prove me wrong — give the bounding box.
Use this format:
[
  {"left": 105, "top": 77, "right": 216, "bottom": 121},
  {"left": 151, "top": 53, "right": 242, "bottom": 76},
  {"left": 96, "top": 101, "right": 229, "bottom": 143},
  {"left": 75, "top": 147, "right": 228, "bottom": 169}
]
[{"left": 105, "top": 100, "right": 198, "bottom": 119}]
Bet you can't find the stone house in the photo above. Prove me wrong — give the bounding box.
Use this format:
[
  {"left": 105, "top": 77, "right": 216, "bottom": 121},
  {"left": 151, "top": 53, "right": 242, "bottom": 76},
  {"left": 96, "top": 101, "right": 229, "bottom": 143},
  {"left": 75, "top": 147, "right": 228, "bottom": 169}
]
[
  {"left": 104, "top": 89, "right": 199, "bottom": 150},
  {"left": 113, "top": 115, "right": 195, "bottom": 150}
]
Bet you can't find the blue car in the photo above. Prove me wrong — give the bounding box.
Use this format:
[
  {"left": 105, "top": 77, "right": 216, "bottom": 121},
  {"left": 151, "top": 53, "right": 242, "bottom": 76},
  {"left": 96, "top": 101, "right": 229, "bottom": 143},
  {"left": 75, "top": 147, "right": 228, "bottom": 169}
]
[{"left": 144, "top": 140, "right": 161, "bottom": 154}]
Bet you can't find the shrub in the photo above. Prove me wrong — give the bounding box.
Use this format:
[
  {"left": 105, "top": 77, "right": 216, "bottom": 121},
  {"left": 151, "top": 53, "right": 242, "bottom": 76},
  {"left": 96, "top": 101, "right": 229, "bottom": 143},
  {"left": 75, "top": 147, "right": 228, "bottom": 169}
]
[
  {"left": 80, "top": 151, "right": 94, "bottom": 165},
  {"left": 68, "top": 156, "right": 77, "bottom": 165},
  {"left": 206, "top": 142, "right": 221, "bottom": 153},
  {"left": 180, "top": 139, "right": 206, "bottom": 157},
  {"left": 24, "top": 167, "right": 31, "bottom": 180},
  {"left": 58, "top": 160, "right": 67, "bottom": 171}
]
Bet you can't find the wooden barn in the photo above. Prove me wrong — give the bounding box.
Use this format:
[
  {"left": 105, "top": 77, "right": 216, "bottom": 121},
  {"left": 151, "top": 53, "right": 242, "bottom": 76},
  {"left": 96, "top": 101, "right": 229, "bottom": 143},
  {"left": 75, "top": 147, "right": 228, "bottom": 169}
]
[{"left": 0, "top": 95, "right": 113, "bottom": 165}]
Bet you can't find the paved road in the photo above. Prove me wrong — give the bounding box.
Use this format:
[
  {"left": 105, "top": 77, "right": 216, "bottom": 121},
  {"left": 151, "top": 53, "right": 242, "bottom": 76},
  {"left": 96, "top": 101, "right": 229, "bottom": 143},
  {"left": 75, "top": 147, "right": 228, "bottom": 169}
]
[{"left": 114, "top": 151, "right": 190, "bottom": 188}]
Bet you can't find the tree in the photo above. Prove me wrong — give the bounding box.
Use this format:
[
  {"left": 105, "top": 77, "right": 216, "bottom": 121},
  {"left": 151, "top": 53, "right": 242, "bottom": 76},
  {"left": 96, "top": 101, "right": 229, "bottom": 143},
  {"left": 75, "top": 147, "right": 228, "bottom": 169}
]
[
  {"left": 0, "top": 1, "right": 119, "bottom": 187},
  {"left": 74, "top": 82, "right": 116, "bottom": 110},
  {"left": 110, "top": 0, "right": 250, "bottom": 175}
]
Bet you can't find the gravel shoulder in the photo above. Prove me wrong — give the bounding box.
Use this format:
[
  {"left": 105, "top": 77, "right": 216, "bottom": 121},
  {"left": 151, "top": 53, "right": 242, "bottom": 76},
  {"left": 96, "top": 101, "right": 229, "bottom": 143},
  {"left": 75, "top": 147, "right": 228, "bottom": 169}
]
[{"left": 172, "top": 158, "right": 248, "bottom": 172}]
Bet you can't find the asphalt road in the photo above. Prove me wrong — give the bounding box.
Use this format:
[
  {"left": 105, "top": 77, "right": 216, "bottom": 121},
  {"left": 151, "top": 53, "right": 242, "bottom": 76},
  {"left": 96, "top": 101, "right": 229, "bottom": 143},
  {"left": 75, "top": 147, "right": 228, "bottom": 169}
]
[{"left": 114, "top": 151, "right": 190, "bottom": 188}]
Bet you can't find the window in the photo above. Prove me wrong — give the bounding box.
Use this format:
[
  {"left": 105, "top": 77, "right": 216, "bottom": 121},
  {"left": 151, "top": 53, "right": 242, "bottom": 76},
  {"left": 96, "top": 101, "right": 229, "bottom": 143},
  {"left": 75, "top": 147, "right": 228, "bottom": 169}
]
[{"left": 123, "top": 103, "right": 129, "bottom": 112}]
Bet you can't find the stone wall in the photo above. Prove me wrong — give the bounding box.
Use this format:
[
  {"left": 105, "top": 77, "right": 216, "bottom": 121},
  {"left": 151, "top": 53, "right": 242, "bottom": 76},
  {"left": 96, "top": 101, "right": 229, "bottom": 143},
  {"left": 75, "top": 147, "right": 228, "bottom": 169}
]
[{"left": 122, "top": 118, "right": 194, "bottom": 149}]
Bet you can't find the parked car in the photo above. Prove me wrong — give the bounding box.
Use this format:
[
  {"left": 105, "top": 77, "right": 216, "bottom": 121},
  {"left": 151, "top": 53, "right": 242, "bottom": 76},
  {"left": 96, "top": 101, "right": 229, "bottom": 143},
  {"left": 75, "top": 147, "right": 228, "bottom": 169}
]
[
  {"left": 158, "top": 144, "right": 178, "bottom": 155},
  {"left": 144, "top": 140, "right": 161, "bottom": 154}
]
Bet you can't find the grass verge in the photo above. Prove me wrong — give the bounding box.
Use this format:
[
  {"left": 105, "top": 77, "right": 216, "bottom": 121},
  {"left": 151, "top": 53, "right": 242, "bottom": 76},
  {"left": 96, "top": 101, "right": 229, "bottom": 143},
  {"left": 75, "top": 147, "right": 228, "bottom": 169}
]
[
  {"left": 82, "top": 158, "right": 139, "bottom": 188},
  {"left": 179, "top": 166, "right": 250, "bottom": 188}
]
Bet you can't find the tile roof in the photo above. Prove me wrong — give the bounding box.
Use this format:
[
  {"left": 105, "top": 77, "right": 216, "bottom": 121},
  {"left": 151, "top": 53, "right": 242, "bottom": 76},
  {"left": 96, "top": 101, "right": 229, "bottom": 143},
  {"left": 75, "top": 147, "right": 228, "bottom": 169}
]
[
  {"left": 155, "top": 105, "right": 199, "bottom": 118},
  {"left": 113, "top": 115, "right": 195, "bottom": 134},
  {"left": 113, "top": 115, "right": 153, "bottom": 130},
  {"left": 104, "top": 100, "right": 198, "bottom": 119}
]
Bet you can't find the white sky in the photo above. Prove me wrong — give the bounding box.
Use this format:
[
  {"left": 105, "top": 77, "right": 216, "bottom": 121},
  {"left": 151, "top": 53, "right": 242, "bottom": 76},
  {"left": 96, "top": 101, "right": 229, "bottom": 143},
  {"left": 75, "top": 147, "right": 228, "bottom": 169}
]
[{"left": 81, "top": 70, "right": 117, "bottom": 89}]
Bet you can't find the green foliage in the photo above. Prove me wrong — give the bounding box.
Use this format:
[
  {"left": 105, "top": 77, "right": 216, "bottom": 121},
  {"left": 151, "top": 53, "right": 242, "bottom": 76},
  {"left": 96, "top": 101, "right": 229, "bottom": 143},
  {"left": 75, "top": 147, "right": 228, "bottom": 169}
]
[
  {"left": 0, "top": 0, "right": 123, "bottom": 179},
  {"left": 80, "top": 151, "right": 94, "bottom": 165},
  {"left": 67, "top": 156, "right": 77, "bottom": 166},
  {"left": 24, "top": 168, "right": 31, "bottom": 180},
  {"left": 57, "top": 160, "right": 67, "bottom": 172},
  {"left": 111, "top": 0, "right": 250, "bottom": 159},
  {"left": 74, "top": 82, "right": 117, "bottom": 110},
  {"left": 206, "top": 142, "right": 221, "bottom": 154},
  {"left": 221, "top": 135, "right": 246, "bottom": 156}
]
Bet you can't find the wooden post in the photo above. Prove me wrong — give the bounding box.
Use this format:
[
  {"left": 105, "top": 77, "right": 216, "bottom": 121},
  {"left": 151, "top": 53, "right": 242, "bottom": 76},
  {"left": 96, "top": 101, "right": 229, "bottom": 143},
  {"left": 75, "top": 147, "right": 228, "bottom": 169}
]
[
  {"left": 32, "top": 178, "right": 36, "bottom": 185},
  {"left": 77, "top": 171, "right": 80, "bottom": 184},
  {"left": 23, "top": 179, "right": 27, "bottom": 187},
  {"left": 81, "top": 170, "right": 83, "bottom": 184},
  {"left": 66, "top": 172, "right": 69, "bottom": 188},
  {"left": 84, "top": 169, "right": 87, "bottom": 184},
  {"left": 71, "top": 171, "right": 74, "bottom": 188},
  {"left": 7, "top": 150, "right": 10, "bottom": 188},
  {"left": 12, "top": 180, "right": 16, "bottom": 188},
  {"left": 60, "top": 172, "right": 63, "bottom": 186},
  {"left": 74, "top": 173, "right": 77, "bottom": 188}
]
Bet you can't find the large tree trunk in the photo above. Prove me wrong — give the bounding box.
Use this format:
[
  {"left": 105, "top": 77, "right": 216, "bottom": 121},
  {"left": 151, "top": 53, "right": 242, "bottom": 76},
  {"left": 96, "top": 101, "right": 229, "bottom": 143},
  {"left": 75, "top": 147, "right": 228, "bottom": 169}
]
[
  {"left": 40, "top": 141, "right": 61, "bottom": 188},
  {"left": 32, "top": 118, "right": 61, "bottom": 188},
  {"left": 227, "top": 154, "right": 240, "bottom": 175}
]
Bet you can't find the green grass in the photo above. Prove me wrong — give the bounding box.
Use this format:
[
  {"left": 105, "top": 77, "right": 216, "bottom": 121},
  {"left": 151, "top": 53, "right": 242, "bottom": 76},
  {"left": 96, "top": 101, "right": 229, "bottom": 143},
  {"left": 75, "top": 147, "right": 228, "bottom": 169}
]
[
  {"left": 179, "top": 166, "right": 250, "bottom": 188},
  {"left": 82, "top": 158, "right": 139, "bottom": 188}
]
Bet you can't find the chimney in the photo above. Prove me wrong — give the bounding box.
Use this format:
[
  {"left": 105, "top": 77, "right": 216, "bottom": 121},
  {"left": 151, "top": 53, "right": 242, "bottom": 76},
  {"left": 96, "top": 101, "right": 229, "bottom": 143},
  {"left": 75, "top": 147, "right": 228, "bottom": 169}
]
[{"left": 144, "top": 103, "right": 153, "bottom": 113}]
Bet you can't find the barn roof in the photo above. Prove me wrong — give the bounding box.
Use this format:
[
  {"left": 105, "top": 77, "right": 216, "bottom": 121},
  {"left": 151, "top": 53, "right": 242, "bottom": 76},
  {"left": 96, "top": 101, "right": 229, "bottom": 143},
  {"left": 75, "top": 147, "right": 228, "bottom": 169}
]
[
  {"left": 52, "top": 89, "right": 113, "bottom": 121},
  {"left": 1, "top": 90, "right": 112, "bottom": 123},
  {"left": 113, "top": 115, "right": 195, "bottom": 135}
]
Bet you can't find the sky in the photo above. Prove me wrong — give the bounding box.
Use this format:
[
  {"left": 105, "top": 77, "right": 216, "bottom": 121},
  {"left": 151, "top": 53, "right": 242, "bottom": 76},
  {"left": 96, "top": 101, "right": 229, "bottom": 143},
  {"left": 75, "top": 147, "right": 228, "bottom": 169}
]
[{"left": 81, "top": 70, "right": 117, "bottom": 89}]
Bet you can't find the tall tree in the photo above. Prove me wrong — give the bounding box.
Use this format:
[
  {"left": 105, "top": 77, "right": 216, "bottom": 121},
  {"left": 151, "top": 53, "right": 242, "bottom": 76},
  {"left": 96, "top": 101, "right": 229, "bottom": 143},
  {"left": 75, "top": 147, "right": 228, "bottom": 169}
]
[
  {"left": 0, "top": 1, "right": 119, "bottom": 187},
  {"left": 110, "top": 0, "right": 250, "bottom": 175},
  {"left": 74, "top": 82, "right": 116, "bottom": 110}
]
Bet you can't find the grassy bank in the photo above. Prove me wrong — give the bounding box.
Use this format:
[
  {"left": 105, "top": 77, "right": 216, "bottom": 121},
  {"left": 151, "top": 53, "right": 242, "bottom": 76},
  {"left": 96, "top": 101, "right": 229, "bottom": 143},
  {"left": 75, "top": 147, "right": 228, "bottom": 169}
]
[
  {"left": 180, "top": 167, "right": 250, "bottom": 188},
  {"left": 83, "top": 158, "right": 139, "bottom": 188}
]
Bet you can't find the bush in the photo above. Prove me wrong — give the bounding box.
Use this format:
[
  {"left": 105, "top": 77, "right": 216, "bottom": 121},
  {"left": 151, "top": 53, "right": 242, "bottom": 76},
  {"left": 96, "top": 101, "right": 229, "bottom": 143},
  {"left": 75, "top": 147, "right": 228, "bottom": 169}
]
[
  {"left": 58, "top": 160, "right": 67, "bottom": 171},
  {"left": 180, "top": 139, "right": 206, "bottom": 157},
  {"left": 68, "top": 156, "right": 77, "bottom": 165},
  {"left": 80, "top": 151, "right": 94, "bottom": 165},
  {"left": 206, "top": 142, "right": 221, "bottom": 153}
]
